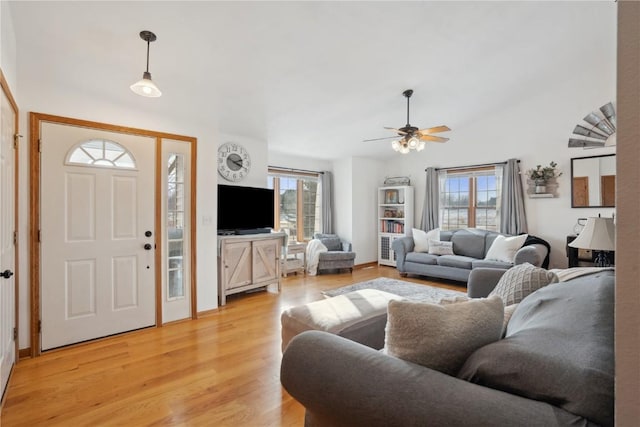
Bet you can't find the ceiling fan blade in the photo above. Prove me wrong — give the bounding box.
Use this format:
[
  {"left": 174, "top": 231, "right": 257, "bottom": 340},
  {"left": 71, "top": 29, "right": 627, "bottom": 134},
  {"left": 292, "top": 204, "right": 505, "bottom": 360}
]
[
  {"left": 383, "top": 127, "right": 407, "bottom": 135},
  {"left": 363, "top": 136, "right": 400, "bottom": 142},
  {"left": 419, "top": 135, "right": 449, "bottom": 143},
  {"left": 418, "top": 125, "right": 451, "bottom": 134}
]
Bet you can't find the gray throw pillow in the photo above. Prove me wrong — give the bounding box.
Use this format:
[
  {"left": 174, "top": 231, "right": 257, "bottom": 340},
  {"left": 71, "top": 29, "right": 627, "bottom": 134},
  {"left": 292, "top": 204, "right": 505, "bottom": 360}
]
[
  {"left": 319, "top": 237, "right": 342, "bottom": 251},
  {"left": 489, "top": 262, "right": 558, "bottom": 306},
  {"left": 458, "top": 273, "right": 615, "bottom": 426},
  {"left": 384, "top": 296, "right": 504, "bottom": 376},
  {"left": 502, "top": 304, "right": 518, "bottom": 337}
]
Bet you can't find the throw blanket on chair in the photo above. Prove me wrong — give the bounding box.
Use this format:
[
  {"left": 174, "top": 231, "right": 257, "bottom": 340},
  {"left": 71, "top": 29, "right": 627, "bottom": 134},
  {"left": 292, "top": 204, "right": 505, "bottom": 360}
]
[
  {"left": 306, "top": 239, "right": 328, "bottom": 276},
  {"left": 549, "top": 267, "right": 615, "bottom": 282},
  {"left": 523, "top": 234, "right": 551, "bottom": 269}
]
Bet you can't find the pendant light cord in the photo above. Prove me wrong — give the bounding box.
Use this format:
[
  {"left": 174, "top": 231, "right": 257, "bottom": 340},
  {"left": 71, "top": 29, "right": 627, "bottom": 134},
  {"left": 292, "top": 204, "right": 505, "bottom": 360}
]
[
  {"left": 145, "top": 39, "right": 150, "bottom": 73},
  {"left": 406, "top": 94, "right": 410, "bottom": 126}
]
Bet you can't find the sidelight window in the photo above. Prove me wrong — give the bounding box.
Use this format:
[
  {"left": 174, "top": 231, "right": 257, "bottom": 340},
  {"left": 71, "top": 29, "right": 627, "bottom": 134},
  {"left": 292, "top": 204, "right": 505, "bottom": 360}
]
[{"left": 167, "top": 154, "right": 185, "bottom": 299}]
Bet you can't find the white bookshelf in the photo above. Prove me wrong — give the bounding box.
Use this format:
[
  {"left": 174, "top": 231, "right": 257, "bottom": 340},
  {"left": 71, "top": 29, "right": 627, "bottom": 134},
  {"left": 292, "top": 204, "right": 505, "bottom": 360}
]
[{"left": 378, "top": 186, "right": 414, "bottom": 266}]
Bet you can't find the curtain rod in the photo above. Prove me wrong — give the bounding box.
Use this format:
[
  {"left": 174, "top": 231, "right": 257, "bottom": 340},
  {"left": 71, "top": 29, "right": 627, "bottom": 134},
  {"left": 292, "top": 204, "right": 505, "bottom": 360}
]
[
  {"left": 269, "top": 166, "right": 324, "bottom": 174},
  {"left": 430, "top": 159, "right": 520, "bottom": 172}
]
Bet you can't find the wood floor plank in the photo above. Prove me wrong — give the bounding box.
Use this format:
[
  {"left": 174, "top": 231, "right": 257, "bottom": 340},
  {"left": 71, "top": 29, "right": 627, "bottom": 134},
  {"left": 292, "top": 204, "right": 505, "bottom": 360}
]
[{"left": 1, "top": 266, "right": 465, "bottom": 426}]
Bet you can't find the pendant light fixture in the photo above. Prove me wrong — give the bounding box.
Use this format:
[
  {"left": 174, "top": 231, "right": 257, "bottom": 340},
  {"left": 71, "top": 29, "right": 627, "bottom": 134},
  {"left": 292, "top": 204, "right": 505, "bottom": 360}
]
[{"left": 130, "top": 30, "right": 162, "bottom": 98}]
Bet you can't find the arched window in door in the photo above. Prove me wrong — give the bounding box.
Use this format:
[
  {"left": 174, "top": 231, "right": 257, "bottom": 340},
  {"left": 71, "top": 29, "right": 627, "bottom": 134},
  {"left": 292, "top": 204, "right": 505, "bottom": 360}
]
[{"left": 65, "top": 139, "right": 136, "bottom": 169}]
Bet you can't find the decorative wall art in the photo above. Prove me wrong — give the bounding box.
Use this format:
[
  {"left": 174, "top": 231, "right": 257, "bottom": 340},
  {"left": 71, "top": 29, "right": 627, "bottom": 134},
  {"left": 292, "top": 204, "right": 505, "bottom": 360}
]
[{"left": 568, "top": 102, "right": 616, "bottom": 148}]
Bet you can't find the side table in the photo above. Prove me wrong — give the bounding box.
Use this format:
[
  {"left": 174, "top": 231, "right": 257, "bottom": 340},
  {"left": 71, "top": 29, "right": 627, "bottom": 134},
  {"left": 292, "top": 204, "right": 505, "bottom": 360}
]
[{"left": 283, "top": 241, "right": 307, "bottom": 277}]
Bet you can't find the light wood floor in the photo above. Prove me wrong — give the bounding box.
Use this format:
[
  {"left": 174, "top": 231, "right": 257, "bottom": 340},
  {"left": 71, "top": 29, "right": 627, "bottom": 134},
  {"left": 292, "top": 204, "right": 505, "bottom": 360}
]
[{"left": 1, "top": 266, "right": 465, "bottom": 426}]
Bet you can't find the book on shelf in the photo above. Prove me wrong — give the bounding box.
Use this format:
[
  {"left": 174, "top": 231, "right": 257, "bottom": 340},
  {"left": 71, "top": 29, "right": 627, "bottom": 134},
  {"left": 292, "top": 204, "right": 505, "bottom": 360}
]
[{"left": 380, "top": 220, "right": 404, "bottom": 234}]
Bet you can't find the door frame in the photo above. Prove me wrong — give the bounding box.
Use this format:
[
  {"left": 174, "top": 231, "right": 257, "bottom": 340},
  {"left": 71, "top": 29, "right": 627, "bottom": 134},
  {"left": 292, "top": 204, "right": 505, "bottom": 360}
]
[
  {"left": 29, "top": 113, "right": 198, "bottom": 357},
  {"left": 0, "top": 70, "right": 19, "bottom": 370}
]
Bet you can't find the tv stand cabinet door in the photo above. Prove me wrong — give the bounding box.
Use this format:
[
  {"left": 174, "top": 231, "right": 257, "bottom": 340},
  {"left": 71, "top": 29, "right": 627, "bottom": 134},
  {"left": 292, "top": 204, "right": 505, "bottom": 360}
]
[
  {"left": 222, "top": 241, "right": 252, "bottom": 291},
  {"left": 252, "top": 238, "right": 281, "bottom": 286}
]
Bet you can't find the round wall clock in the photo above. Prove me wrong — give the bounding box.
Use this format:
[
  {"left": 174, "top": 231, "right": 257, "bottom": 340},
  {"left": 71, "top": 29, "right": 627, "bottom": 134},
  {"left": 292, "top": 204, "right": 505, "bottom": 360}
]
[{"left": 217, "top": 142, "right": 251, "bottom": 182}]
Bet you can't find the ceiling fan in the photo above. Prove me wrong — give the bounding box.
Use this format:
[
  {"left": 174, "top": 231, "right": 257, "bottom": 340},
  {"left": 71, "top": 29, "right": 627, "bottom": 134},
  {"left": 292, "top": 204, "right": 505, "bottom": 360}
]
[{"left": 364, "top": 89, "right": 451, "bottom": 153}]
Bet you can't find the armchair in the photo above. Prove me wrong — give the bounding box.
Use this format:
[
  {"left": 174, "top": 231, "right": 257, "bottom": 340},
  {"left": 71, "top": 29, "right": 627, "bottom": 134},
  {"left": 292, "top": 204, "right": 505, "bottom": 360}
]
[{"left": 314, "top": 233, "right": 356, "bottom": 274}]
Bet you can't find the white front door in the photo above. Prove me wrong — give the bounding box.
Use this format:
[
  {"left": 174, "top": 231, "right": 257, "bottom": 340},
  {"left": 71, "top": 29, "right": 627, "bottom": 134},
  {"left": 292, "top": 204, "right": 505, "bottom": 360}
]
[
  {"left": 40, "top": 123, "right": 156, "bottom": 350},
  {"left": 0, "top": 86, "right": 16, "bottom": 395}
]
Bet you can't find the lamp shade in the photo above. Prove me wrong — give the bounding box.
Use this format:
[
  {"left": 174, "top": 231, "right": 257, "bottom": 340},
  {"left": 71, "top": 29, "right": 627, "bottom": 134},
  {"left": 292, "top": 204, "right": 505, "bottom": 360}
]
[
  {"left": 568, "top": 217, "right": 615, "bottom": 250},
  {"left": 130, "top": 71, "right": 162, "bottom": 97}
]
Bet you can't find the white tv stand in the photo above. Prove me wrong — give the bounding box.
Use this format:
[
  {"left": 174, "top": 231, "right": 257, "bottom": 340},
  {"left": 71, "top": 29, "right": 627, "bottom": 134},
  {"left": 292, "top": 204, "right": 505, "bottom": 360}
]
[{"left": 217, "top": 232, "right": 285, "bottom": 306}]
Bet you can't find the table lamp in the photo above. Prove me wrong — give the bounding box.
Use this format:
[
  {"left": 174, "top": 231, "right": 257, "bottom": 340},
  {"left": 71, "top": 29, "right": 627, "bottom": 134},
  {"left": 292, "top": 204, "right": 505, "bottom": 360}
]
[{"left": 568, "top": 216, "right": 615, "bottom": 267}]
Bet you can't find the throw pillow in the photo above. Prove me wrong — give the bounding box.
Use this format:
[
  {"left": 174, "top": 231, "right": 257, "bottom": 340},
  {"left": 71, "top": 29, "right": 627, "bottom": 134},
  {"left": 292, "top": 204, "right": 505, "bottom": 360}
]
[
  {"left": 484, "top": 234, "right": 529, "bottom": 263},
  {"left": 438, "top": 295, "right": 470, "bottom": 305},
  {"left": 412, "top": 228, "right": 439, "bottom": 253},
  {"left": 428, "top": 239, "right": 454, "bottom": 256},
  {"left": 458, "top": 274, "right": 615, "bottom": 426},
  {"left": 384, "top": 296, "right": 504, "bottom": 376},
  {"left": 502, "top": 304, "right": 519, "bottom": 337},
  {"left": 489, "top": 262, "right": 559, "bottom": 306},
  {"left": 319, "top": 237, "right": 341, "bottom": 251},
  {"left": 439, "top": 296, "right": 517, "bottom": 338}
]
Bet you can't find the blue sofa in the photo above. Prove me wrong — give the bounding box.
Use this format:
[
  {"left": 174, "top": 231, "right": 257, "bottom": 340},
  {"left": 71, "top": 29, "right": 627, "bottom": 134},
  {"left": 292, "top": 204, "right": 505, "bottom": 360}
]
[{"left": 391, "top": 228, "right": 548, "bottom": 283}]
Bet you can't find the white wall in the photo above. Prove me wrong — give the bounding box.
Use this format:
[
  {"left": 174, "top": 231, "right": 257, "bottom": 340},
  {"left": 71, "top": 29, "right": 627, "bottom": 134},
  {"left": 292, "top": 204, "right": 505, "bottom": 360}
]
[
  {"left": 0, "top": 2, "right": 16, "bottom": 91},
  {"left": 351, "top": 157, "right": 385, "bottom": 264},
  {"left": 379, "top": 55, "right": 616, "bottom": 268},
  {"left": 322, "top": 156, "right": 384, "bottom": 265},
  {"left": 268, "top": 151, "right": 332, "bottom": 173}
]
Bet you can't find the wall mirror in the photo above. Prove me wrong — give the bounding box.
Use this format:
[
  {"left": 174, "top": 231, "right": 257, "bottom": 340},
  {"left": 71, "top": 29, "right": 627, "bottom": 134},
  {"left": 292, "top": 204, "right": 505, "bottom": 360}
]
[{"left": 571, "top": 154, "right": 616, "bottom": 208}]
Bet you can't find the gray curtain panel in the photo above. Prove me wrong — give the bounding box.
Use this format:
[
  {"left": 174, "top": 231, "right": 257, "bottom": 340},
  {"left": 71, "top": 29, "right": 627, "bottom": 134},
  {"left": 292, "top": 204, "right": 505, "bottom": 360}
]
[
  {"left": 420, "top": 167, "right": 439, "bottom": 231},
  {"left": 321, "top": 171, "right": 333, "bottom": 234},
  {"left": 500, "top": 158, "right": 528, "bottom": 234}
]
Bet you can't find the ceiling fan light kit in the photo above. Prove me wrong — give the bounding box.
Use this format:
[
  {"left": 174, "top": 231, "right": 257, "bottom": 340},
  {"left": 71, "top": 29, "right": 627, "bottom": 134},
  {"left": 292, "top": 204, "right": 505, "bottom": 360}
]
[
  {"left": 130, "top": 30, "right": 162, "bottom": 98},
  {"left": 364, "top": 89, "right": 451, "bottom": 154}
]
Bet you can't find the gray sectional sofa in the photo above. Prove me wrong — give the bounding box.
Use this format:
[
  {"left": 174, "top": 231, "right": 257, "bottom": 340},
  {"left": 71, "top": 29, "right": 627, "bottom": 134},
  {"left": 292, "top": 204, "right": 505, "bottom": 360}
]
[
  {"left": 281, "top": 269, "right": 614, "bottom": 427},
  {"left": 392, "top": 228, "right": 548, "bottom": 282}
]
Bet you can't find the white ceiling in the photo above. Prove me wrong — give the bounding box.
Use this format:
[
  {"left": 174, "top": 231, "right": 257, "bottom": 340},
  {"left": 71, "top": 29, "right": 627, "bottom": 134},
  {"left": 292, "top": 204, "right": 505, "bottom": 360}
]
[{"left": 9, "top": 1, "right": 615, "bottom": 160}]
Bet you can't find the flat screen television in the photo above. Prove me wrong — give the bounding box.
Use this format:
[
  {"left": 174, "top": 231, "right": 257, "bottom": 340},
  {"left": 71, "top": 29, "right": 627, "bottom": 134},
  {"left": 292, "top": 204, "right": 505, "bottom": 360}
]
[{"left": 217, "top": 184, "right": 275, "bottom": 235}]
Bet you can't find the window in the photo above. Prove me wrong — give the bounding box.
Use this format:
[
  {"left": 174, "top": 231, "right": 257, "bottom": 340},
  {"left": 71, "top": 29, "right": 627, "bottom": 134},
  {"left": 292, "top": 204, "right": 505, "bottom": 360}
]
[
  {"left": 66, "top": 139, "right": 136, "bottom": 168},
  {"left": 439, "top": 167, "right": 500, "bottom": 231},
  {"left": 167, "top": 154, "right": 185, "bottom": 299},
  {"left": 268, "top": 169, "right": 321, "bottom": 242}
]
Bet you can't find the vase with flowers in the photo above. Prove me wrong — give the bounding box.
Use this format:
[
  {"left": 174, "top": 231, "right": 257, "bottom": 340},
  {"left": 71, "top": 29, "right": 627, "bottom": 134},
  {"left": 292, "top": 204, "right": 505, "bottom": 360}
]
[{"left": 525, "top": 161, "right": 562, "bottom": 194}]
